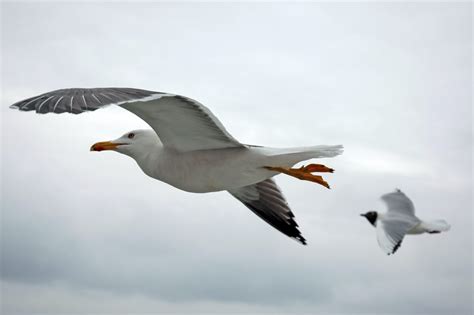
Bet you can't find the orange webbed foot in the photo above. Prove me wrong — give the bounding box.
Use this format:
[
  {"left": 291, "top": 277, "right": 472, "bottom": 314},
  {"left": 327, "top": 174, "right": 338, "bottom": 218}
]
[
  {"left": 264, "top": 164, "right": 334, "bottom": 189},
  {"left": 299, "top": 163, "right": 334, "bottom": 173}
]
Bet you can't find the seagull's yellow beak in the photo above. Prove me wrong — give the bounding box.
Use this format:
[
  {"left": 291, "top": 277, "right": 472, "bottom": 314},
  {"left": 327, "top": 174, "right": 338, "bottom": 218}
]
[{"left": 90, "top": 141, "right": 120, "bottom": 152}]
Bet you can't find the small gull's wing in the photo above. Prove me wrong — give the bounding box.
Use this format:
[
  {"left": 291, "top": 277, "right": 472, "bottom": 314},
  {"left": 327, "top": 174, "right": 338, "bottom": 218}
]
[
  {"left": 10, "top": 88, "right": 244, "bottom": 152},
  {"left": 381, "top": 189, "right": 416, "bottom": 216},
  {"left": 228, "top": 178, "right": 306, "bottom": 245},
  {"left": 376, "top": 216, "right": 419, "bottom": 255}
]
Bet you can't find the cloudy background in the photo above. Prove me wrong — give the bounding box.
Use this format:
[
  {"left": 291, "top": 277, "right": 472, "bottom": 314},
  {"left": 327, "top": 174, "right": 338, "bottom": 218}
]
[{"left": 1, "top": 2, "right": 472, "bottom": 314}]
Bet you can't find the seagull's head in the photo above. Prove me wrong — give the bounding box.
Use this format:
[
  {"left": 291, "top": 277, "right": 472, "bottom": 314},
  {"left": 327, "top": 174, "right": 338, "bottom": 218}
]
[
  {"left": 90, "top": 129, "right": 160, "bottom": 158},
  {"left": 360, "top": 211, "right": 378, "bottom": 227}
]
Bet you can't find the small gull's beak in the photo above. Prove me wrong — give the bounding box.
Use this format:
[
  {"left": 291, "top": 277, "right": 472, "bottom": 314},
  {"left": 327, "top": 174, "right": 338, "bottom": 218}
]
[
  {"left": 360, "top": 213, "right": 367, "bottom": 217},
  {"left": 90, "top": 141, "right": 121, "bottom": 152}
]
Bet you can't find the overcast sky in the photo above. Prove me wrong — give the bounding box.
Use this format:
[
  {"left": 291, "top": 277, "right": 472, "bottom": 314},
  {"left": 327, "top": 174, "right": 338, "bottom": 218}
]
[{"left": 1, "top": 2, "right": 472, "bottom": 314}]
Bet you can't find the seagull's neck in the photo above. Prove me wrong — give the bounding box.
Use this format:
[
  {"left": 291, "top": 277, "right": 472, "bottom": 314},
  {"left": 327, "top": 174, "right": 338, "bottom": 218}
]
[{"left": 131, "top": 144, "right": 163, "bottom": 178}]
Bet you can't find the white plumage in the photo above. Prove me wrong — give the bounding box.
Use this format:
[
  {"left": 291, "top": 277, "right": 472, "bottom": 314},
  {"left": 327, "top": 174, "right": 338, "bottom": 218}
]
[
  {"left": 361, "top": 189, "right": 450, "bottom": 255},
  {"left": 10, "top": 87, "right": 344, "bottom": 245}
]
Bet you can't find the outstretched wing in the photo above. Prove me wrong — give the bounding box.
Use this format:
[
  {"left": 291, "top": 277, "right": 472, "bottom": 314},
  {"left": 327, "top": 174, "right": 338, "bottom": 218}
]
[
  {"left": 228, "top": 179, "right": 306, "bottom": 245},
  {"left": 376, "top": 217, "right": 418, "bottom": 255},
  {"left": 381, "top": 189, "right": 416, "bottom": 216},
  {"left": 10, "top": 88, "right": 244, "bottom": 152}
]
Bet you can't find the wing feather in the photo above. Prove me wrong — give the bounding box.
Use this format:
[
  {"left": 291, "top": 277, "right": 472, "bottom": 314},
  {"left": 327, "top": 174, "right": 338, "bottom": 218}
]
[
  {"left": 377, "top": 190, "right": 421, "bottom": 254},
  {"left": 376, "top": 216, "right": 419, "bottom": 255},
  {"left": 10, "top": 88, "right": 244, "bottom": 152},
  {"left": 381, "top": 189, "right": 416, "bottom": 216},
  {"left": 228, "top": 179, "right": 306, "bottom": 245}
]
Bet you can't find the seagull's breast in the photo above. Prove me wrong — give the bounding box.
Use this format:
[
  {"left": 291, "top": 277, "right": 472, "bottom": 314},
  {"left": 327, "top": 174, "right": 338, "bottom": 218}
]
[{"left": 146, "top": 147, "right": 271, "bottom": 193}]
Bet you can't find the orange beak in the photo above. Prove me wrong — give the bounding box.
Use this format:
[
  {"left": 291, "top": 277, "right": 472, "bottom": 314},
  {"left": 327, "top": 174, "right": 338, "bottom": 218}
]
[{"left": 90, "top": 141, "right": 121, "bottom": 152}]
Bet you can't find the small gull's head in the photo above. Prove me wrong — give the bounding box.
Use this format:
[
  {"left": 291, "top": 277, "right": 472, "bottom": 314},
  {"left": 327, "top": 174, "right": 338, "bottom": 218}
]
[
  {"left": 90, "top": 129, "right": 160, "bottom": 158},
  {"left": 360, "top": 211, "right": 378, "bottom": 227}
]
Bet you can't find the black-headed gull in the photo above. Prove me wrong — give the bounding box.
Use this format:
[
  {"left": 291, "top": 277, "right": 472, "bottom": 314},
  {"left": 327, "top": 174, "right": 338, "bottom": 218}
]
[{"left": 361, "top": 189, "right": 450, "bottom": 255}]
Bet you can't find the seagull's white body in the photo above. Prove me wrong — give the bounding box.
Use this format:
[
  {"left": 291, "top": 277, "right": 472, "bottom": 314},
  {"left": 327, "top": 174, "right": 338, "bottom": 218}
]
[
  {"left": 139, "top": 146, "right": 273, "bottom": 193},
  {"left": 10, "top": 87, "right": 343, "bottom": 244},
  {"left": 123, "top": 131, "right": 339, "bottom": 193},
  {"left": 362, "top": 189, "right": 450, "bottom": 255}
]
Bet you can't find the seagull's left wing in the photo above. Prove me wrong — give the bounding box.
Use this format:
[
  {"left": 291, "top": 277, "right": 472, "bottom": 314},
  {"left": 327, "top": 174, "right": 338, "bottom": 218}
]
[
  {"left": 10, "top": 88, "right": 245, "bottom": 152},
  {"left": 376, "top": 217, "right": 418, "bottom": 255},
  {"left": 228, "top": 179, "right": 306, "bottom": 245}
]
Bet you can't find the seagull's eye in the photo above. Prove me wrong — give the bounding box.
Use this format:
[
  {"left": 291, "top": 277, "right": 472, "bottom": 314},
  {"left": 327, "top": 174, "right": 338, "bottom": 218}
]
[{"left": 128, "top": 133, "right": 135, "bottom": 139}]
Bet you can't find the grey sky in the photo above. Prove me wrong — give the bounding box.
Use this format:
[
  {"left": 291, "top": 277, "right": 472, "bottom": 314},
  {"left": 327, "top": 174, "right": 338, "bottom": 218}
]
[{"left": 1, "top": 2, "right": 472, "bottom": 314}]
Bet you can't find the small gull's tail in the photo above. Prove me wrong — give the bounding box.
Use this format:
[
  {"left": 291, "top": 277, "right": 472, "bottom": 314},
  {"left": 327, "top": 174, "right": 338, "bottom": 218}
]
[{"left": 423, "top": 220, "right": 451, "bottom": 233}]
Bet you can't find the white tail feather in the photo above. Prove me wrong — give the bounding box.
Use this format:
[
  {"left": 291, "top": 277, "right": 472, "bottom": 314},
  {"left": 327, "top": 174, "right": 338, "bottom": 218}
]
[
  {"left": 423, "top": 220, "right": 451, "bottom": 232},
  {"left": 266, "top": 145, "right": 343, "bottom": 167}
]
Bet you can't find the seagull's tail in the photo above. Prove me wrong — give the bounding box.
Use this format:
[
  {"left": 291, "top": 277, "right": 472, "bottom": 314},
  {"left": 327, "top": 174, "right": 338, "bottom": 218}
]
[
  {"left": 422, "top": 220, "right": 451, "bottom": 233},
  {"left": 265, "top": 145, "right": 344, "bottom": 167}
]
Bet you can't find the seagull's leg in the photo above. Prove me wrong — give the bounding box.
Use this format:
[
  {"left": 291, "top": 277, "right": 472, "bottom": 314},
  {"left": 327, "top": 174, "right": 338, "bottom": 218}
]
[{"left": 264, "top": 165, "right": 332, "bottom": 189}]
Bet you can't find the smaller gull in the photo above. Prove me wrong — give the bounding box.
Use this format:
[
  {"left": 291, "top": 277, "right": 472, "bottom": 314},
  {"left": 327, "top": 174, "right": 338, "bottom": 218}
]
[{"left": 361, "top": 189, "right": 451, "bottom": 255}]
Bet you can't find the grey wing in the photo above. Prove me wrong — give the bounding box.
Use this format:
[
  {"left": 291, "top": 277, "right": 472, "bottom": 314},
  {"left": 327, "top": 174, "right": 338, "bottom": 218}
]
[
  {"left": 119, "top": 94, "right": 244, "bottom": 151},
  {"left": 228, "top": 178, "right": 306, "bottom": 245},
  {"left": 381, "top": 189, "right": 416, "bottom": 216},
  {"left": 376, "top": 217, "right": 419, "bottom": 255},
  {"left": 10, "top": 87, "right": 156, "bottom": 113},
  {"left": 10, "top": 88, "right": 244, "bottom": 151}
]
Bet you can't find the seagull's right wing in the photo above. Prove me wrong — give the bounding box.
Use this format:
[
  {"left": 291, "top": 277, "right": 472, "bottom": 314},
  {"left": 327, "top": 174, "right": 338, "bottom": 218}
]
[
  {"left": 381, "top": 189, "right": 416, "bottom": 216},
  {"left": 228, "top": 178, "right": 306, "bottom": 245},
  {"left": 376, "top": 217, "right": 418, "bottom": 255},
  {"left": 10, "top": 88, "right": 245, "bottom": 152}
]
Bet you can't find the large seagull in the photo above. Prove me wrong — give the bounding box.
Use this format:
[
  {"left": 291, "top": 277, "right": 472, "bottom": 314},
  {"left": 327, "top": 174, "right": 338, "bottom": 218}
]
[{"left": 10, "top": 88, "right": 343, "bottom": 244}]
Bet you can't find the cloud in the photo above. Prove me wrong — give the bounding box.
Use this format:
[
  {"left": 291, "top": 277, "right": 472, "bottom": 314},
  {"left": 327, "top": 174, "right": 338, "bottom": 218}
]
[{"left": 1, "top": 2, "right": 472, "bottom": 314}]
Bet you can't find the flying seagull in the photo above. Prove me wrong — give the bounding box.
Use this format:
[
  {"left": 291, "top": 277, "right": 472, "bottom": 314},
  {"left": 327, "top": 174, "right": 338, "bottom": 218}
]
[
  {"left": 10, "top": 87, "right": 343, "bottom": 244},
  {"left": 361, "top": 189, "right": 450, "bottom": 255}
]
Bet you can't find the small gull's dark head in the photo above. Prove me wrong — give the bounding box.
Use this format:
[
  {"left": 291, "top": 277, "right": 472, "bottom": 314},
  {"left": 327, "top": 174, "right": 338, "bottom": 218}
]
[{"left": 360, "top": 211, "right": 378, "bottom": 226}]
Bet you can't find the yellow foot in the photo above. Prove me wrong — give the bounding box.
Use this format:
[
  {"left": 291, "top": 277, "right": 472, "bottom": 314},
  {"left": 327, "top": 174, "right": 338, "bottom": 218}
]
[
  {"left": 299, "top": 163, "right": 334, "bottom": 173},
  {"left": 264, "top": 164, "right": 333, "bottom": 189}
]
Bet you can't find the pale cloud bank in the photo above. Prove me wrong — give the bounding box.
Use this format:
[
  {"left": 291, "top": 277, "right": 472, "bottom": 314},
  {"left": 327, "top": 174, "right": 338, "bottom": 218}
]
[{"left": 1, "top": 2, "right": 472, "bottom": 314}]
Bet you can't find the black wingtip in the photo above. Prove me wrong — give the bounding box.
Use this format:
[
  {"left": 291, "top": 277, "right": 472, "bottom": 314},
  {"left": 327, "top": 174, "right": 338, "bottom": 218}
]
[
  {"left": 295, "top": 235, "right": 307, "bottom": 245},
  {"left": 392, "top": 240, "right": 402, "bottom": 254}
]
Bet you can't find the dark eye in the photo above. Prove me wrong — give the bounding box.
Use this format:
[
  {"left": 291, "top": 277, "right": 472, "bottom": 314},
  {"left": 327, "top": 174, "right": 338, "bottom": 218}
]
[{"left": 128, "top": 133, "right": 135, "bottom": 139}]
